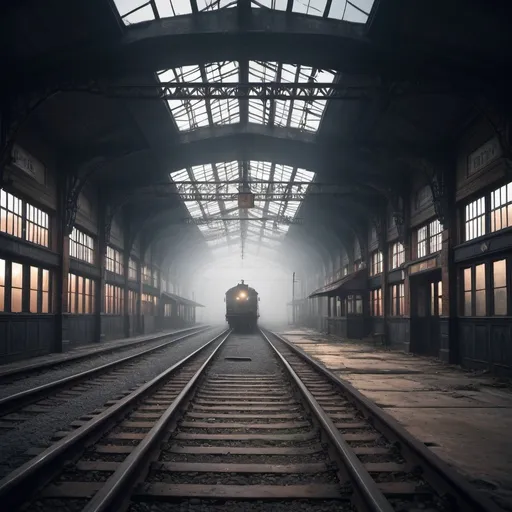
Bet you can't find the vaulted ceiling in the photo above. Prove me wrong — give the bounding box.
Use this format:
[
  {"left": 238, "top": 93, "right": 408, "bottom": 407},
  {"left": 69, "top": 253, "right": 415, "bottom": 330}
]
[{"left": 2, "top": 0, "right": 511, "bottom": 267}]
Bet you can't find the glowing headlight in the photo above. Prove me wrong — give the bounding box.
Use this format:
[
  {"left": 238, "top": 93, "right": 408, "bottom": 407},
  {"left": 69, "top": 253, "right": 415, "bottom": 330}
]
[{"left": 239, "top": 292, "right": 247, "bottom": 299}]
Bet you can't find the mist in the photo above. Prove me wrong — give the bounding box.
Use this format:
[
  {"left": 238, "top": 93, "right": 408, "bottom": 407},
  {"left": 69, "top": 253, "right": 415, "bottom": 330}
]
[{"left": 187, "top": 252, "right": 293, "bottom": 328}]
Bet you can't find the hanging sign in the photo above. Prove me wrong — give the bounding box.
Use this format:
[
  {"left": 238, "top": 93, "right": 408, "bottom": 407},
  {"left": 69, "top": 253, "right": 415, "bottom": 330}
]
[
  {"left": 467, "top": 137, "right": 501, "bottom": 176},
  {"left": 11, "top": 144, "right": 46, "bottom": 185},
  {"left": 238, "top": 192, "right": 255, "bottom": 208}
]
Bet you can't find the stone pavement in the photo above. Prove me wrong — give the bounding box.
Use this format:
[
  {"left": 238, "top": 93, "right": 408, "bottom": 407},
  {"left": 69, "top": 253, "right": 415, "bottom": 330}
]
[{"left": 278, "top": 328, "right": 512, "bottom": 510}]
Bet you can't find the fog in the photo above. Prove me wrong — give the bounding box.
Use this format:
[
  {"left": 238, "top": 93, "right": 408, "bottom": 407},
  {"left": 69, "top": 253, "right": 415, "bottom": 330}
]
[{"left": 188, "top": 252, "right": 293, "bottom": 328}]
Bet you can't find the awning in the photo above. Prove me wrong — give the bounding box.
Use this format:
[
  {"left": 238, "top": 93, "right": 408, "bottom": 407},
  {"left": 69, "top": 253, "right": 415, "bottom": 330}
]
[
  {"left": 308, "top": 269, "right": 367, "bottom": 299},
  {"left": 161, "top": 292, "right": 205, "bottom": 308}
]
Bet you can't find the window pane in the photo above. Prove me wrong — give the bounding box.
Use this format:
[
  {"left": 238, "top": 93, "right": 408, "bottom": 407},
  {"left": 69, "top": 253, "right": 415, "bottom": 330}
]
[
  {"left": 493, "top": 260, "right": 506, "bottom": 288},
  {"left": 464, "top": 268, "right": 472, "bottom": 291},
  {"left": 494, "top": 288, "right": 507, "bottom": 316},
  {"left": 464, "top": 291, "right": 472, "bottom": 316},
  {"left": 12, "top": 262, "right": 23, "bottom": 288},
  {"left": 11, "top": 288, "right": 22, "bottom": 312},
  {"left": 42, "top": 291, "right": 49, "bottom": 313},
  {"left": 30, "top": 266, "right": 38, "bottom": 289},
  {"left": 0, "top": 258, "right": 5, "bottom": 287},
  {"left": 0, "top": 258, "right": 4, "bottom": 312},
  {"left": 30, "top": 290, "right": 38, "bottom": 313},
  {"left": 42, "top": 270, "right": 49, "bottom": 291},
  {"left": 475, "top": 264, "right": 485, "bottom": 290},
  {"left": 475, "top": 289, "right": 486, "bottom": 316}
]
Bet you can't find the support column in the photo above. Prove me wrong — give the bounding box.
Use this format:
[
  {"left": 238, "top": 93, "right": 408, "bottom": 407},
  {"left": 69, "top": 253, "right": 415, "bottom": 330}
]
[
  {"left": 123, "top": 250, "right": 130, "bottom": 338},
  {"left": 55, "top": 175, "right": 71, "bottom": 352},
  {"left": 94, "top": 202, "right": 106, "bottom": 343},
  {"left": 439, "top": 170, "right": 458, "bottom": 363},
  {"left": 381, "top": 223, "right": 390, "bottom": 347},
  {"left": 137, "top": 260, "right": 143, "bottom": 334}
]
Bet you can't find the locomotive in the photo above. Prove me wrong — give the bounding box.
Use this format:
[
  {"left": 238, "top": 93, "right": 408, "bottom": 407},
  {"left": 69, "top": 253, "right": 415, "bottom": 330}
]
[{"left": 225, "top": 280, "right": 259, "bottom": 332}]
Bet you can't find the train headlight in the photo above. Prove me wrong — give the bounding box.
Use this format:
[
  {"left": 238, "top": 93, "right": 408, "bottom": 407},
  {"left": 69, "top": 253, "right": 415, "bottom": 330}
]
[
  {"left": 239, "top": 291, "right": 247, "bottom": 299},
  {"left": 236, "top": 297, "right": 240, "bottom": 301}
]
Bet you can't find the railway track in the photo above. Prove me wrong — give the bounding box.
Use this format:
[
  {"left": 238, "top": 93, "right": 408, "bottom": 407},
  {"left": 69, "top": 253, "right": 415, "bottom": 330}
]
[
  {"left": 0, "top": 326, "right": 207, "bottom": 384},
  {"left": 0, "top": 326, "right": 213, "bottom": 427},
  {"left": 0, "top": 328, "right": 501, "bottom": 512}
]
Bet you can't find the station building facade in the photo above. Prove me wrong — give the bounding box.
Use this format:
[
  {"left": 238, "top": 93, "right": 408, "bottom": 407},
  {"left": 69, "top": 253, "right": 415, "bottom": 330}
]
[
  {"left": 298, "top": 116, "right": 512, "bottom": 376},
  {"left": 0, "top": 136, "right": 199, "bottom": 364}
]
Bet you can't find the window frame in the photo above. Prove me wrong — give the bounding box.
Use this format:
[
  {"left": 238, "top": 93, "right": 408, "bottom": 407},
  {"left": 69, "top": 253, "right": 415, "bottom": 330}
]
[
  {"left": 461, "top": 259, "right": 510, "bottom": 317},
  {"left": 416, "top": 219, "right": 442, "bottom": 259},
  {"left": 390, "top": 283, "right": 405, "bottom": 316},
  {"left": 0, "top": 189, "right": 50, "bottom": 248},
  {"left": 67, "top": 273, "right": 95, "bottom": 315},
  {"left": 106, "top": 246, "right": 124, "bottom": 275},
  {"left": 0, "top": 258, "right": 51, "bottom": 314},
  {"left": 69, "top": 227, "right": 95, "bottom": 264},
  {"left": 370, "top": 288, "right": 382, "bottom": 317},
  {"left": 370, "top": 250, "right": 383, "bottom": 276},
  {"left": 391, "top": 241, "right": 405, "bottom": 270}
]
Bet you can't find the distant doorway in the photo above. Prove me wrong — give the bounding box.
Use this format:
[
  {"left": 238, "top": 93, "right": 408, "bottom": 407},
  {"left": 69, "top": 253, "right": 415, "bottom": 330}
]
[{"left": 410, "top": 270, "right": 442, "bottom": 357}]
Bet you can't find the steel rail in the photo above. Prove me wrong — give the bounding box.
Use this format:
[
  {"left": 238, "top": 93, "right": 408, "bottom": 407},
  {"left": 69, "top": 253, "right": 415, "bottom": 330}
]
[
  {"left": 0, "top": 327, "right": 230, "bottom": 511},
  {"left": 82, "top": 328, "right": 232, "bottom": 512},
  {"left": 0, "top": 325, "right": 214, "bottom": 416},
  {"left": 260, "top": 328, "right": 394, "bottom": 512},
  {"left": 269, "top": 329, "right": 503, "bottom": 512},
  {"left": 0, "top": 325, "right": 208, "bottom": 381}
]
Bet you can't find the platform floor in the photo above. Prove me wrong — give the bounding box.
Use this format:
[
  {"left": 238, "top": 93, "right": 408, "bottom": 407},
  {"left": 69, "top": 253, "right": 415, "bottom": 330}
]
[
  {"left": 0, "top": 325, "right": 204, "bottom": 378},
  {"left": 279, "top": 328, "right": 512, "bottom": 510}
]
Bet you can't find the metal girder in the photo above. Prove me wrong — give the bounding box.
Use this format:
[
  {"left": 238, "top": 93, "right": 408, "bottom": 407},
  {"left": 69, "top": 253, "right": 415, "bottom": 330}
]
[
  {"left": 183, "top": 216, "right": 303, "bottom": 225},
  {"left": 158, "top": 181, "right": 365, "bottom": 198},
  {"left": 87, "top": 81, "right": 378, "bottom": 100},
  {"left": 8, "top": 9, "right": 493, "bottom": 93}
]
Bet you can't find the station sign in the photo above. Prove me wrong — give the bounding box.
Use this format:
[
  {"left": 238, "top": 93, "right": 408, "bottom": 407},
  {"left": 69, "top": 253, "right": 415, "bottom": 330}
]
[
  {"left": 11, "top": 144, "right": 46, "bottom": 185},
  {"left": 467, "top": 137, "right": 502, "bottom": 176}
]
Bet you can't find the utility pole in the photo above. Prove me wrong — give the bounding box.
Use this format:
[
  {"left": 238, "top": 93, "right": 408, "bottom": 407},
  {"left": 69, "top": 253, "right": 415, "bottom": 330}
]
[{"left": 292, "top": 272, "right": 296, "bottom": 325}]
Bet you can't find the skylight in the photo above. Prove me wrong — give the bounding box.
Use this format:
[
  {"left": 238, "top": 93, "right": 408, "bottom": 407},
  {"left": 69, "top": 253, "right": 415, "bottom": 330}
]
[
  {"left": 113, "top": 0, "right": 375, "bottom": 24},
  {"left": 170, "top": 160, "right": 315, "bottom": 257},
  {"left": 157, "top": 61, "right": 335, "bottom": 133}
]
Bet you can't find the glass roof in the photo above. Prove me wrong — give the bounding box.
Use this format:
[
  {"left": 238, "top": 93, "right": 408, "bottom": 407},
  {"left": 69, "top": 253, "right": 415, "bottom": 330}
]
[
  {"left": 170, "top": 161, "right": 315, "bottom": 257},
  {"left": 113, "top": 0, "right": 376, "bottom": 25},
  {"left": 157, "top": 61, "right": 336, "bottom": 133}
]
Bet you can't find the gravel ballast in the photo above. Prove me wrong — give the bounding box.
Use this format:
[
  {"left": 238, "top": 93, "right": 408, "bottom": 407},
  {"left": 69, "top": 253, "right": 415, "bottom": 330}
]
[
  {"left": 0, "top": 327, "right": 225, "bottom": 478},
  {"left": 0, "top": 327, "right": 212, "bottom": 399}
]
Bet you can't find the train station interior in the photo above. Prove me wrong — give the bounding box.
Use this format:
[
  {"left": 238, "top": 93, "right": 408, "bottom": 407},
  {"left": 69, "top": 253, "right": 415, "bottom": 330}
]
[{"left": 1, "top": 1, "right": 512, "bottom": 511}]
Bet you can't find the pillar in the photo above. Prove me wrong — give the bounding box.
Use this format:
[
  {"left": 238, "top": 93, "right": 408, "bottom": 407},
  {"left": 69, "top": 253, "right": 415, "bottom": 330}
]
[
  {"left": 55, "top": 175, "right": 71, "bottom": 352},
  {"left": 94, "top": 201, "right": 106, "bottom": 343},
  {"left": 439, "top": 169, "right": 458, "bottom": 363}
]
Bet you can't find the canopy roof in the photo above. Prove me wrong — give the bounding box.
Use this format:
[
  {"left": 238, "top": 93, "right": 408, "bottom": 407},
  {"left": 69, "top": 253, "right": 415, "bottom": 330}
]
[
  {"left": 162, "top": 291, "right": 205, "bottom": 307},
  {"left": 308, "top": 269, "right": 367, "bottom": 298},
  {"left": 170, "top": 160, "right": 315, "bottom": 258},
  {"left": 113, "top": 0, "right": 376, "bottom": 25}
]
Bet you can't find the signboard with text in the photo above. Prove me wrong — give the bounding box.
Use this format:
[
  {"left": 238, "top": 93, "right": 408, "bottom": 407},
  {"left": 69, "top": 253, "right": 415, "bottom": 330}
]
[
  {"left": 467, "top": 137, "right": 501, "bottom": 176},
  {"left": 11, "top": 145, "right": 46, "bottom": 185}
]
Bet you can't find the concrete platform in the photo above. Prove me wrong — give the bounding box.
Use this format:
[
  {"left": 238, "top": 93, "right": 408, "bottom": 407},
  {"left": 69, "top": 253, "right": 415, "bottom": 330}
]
[
  {"left": 0, "top": 325, "right": 205, "bottom": 378},
  {"left": 279, "top": 328, "right": 512, "bottom": 510}
]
